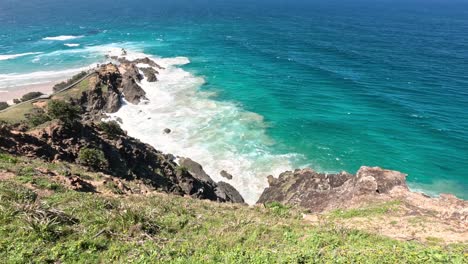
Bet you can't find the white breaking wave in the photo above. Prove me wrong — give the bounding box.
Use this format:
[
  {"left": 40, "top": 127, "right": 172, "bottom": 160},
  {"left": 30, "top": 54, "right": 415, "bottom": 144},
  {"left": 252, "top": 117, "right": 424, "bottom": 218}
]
[
  {"left": 0, "top": 44, "right": 299, "bottom": 204},
  {"left": 0, "top": 52, "right": 43, "bottom": 61},
  {"left": 43, "top": 35, "right": 84, "bottom": 41},
  {"left": 0, "top": 64, "right": 96, "bottom": 89},
  {"left": 64, "top": 43, "right": 80, "bottom": 47},
  {"left": 108, "top": 49, "right": 299, "bottom": 204}
]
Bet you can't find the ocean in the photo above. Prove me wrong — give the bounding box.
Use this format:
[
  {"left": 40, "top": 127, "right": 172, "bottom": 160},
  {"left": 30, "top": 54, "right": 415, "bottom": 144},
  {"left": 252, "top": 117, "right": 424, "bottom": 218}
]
[{"left": 0, "top": 0, "right": 467, "bottom": 203}]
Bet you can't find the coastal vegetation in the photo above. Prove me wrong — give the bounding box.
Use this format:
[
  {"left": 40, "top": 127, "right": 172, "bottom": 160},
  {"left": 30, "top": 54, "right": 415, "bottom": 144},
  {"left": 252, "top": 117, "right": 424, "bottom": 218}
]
[
  {"left": 20, "top": 91, "right": 44, "bottom": 102},
  {"left": 47, "top": 100, "right": 81, "bottom": 126},
  {"left": 0, "top": 102, "right": 8, "bottom": 111},
  {"left": 53, "top": 71, "right": 88, "bottom": 92},
  {"left": 98, "top": 121, "right": 125, "bottom": 139},
  {"left": 0, "top": 153, "right": 466, "bottom": 263},
  {"left": 78, "top": 148, "right": 108, "bottom": 171}
]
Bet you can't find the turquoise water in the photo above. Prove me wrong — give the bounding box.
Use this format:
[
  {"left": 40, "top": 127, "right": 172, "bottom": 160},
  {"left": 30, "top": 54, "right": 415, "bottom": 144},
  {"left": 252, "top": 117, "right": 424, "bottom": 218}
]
[{"left": 1, "top": 0, "right": 467, "bottom": 200}]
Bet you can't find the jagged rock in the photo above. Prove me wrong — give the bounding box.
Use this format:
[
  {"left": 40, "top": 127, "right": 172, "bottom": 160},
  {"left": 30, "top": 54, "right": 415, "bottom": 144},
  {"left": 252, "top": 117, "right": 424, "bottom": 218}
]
[
  {"left": 67, "top": 175, "right": 96, "bottom": 192},
  {"left": 121, "top": 63, "right": 143, "bottom": 81},
  {"left": 178, "top": 157, "right": 214, "bottom": 184},
  {"left": 141, "top": 67, "right": 158, "bottom": 82},
  {"left": 0, "top": 121, "right": 243, "bottom": 203},
  {"left": 215, "top": 181, "right": 245, "bottom": 204},
  {"left": 220, "top": 170, "right": 233, "bottom": 180},
  {"left": 121, "top": 76, "right": 147, "bottom": 104},
  {"left": 118, "top": 57, "right": 163, "bottom": 69},
  {"left": 105, "top": 90, "right": 122, "bottom": 112},
  {"left": 257, "top": 167, "right": 409, "bottom": 212}
]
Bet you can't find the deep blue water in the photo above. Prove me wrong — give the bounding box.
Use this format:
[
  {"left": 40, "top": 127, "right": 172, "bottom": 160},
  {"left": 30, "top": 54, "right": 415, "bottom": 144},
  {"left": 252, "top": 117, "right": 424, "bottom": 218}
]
[{"left": 1, "top": 0, "right": 467, "bottom": 199}]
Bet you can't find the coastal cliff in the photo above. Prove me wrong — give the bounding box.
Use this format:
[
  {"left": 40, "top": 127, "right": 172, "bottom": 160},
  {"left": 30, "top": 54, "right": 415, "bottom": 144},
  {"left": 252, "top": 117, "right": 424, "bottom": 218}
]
[{"left": 0, "top": 57, "right": 244, "bottom": 204}]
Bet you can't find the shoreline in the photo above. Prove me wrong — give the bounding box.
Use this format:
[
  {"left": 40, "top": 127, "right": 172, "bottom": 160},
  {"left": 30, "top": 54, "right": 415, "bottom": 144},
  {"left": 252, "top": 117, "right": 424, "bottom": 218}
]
[{"left": 1, "top": 81, "right": 59, "bottom": 104}]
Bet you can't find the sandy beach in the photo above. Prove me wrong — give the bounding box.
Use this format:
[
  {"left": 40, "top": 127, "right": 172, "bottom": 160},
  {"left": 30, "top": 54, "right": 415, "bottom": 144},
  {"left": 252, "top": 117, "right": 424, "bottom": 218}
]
[{"left": 0, "top": 81, "right": 58, "bottom": 104}]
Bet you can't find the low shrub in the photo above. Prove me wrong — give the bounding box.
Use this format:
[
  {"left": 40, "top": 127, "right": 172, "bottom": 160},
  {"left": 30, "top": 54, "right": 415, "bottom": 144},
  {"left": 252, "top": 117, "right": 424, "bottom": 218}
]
[
  {"left": 25, "top": 108, "right": 51, "bottom": 127},
  {"left": 20, "top": 92, "right": 43, "bottom": 102},
  {"left": 78, "top": 148, "right": 108, "bottom": 171},
  {"left": 98, "top": 121, "right": 124, "bottom": 139},
  {"left": 0, "top": 102, "right": 9, "bottom": 111},
  {"left": 47, "top": 100, "right": 81, "bottom": 126}
]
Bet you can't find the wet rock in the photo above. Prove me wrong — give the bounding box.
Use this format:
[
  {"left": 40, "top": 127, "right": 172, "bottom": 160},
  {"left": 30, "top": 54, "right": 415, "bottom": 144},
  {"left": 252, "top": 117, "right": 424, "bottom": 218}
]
[
  {"left": 119, "top": 57, "right": 163, "bottom": 69},
  {"left": 141, "top": 67, "right": 158, "bottom": 82},
  {"left": 121, "top": 76, "right": 147, "bottom": 104},
  {"left": 220, "top": 170, "right": 233, "bottom": 180}
]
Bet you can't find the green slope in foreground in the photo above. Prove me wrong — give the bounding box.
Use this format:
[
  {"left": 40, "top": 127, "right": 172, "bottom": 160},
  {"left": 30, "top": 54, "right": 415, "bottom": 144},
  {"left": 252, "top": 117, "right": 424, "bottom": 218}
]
[{"left": 0, "top": 153, "right": 466, "bottom": 263}]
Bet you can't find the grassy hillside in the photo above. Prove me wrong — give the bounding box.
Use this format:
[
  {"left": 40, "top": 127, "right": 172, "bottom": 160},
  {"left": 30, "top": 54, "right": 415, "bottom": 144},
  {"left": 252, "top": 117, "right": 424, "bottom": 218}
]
[
  {"left": 0, "top": 153, "right": 466, "bottom": 263},
  {"left": 0, "top": 73, "right": 96, "bottom": 125}
]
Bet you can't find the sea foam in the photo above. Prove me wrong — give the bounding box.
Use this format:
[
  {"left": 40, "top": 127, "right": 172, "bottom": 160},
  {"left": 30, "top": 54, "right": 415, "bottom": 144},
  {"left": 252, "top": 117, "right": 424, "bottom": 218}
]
[
  {"left": 43, "top": 35, "right": 84, "bottom": 41},
  {"left": 108, "top": 50, "right": 299, "bottom": 204},
  {"left": 0, "top": 52, "right": 43, "bottom": 61},
  {"left": 64, "top": 43, "right": 81, "bottom": 47}
]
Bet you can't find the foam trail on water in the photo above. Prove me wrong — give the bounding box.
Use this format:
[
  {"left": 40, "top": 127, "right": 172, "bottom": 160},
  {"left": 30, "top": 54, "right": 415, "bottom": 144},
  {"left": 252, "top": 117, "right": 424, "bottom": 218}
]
[
  {"left": 42, "top": 35, "right": 84, "bottom": 41},
  {"left": 0, "top": 52, "right": 43, "bottom": 61},
  {"left": 109, "top": 50, "right": 299, "bottom": 204},
  {"left": 64, "top": 43, "right": 80, "bottom": 47}
]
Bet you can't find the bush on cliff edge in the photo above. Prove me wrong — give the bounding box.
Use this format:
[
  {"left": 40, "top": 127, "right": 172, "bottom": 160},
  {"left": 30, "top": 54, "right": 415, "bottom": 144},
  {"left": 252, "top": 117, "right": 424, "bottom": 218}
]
[
  {"left": 78, "top": 147, "right": 108, "bottom": 171},
  {"left": 0, "top": 102, "right": 8, "bottom": 111},
  {"left": 47, "top": 100, "right": 81, "bottom": 126}
]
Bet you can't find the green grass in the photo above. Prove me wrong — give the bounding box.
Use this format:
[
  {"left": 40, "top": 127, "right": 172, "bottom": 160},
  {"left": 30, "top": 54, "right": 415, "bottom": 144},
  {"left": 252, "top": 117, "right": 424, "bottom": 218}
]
[
  {"left": 327, "top": 201, "right": 402, "bottom": 219},
  {"left": 0, "top": 101, "right": 36, "bottom": 122},
  {"left": 52, "top": 77, "right": 92, "bottom": 101},
  {"left": 0, "top": 75, "right": 94, "bottom": 124},
  {"left": 0, "top": 152, "right": 466, "bottom": 263}
]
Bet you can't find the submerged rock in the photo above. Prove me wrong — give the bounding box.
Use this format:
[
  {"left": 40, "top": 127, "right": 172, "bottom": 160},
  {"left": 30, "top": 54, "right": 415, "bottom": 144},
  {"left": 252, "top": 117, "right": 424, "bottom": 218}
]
[{"left": 220, "top": 170, "right": 233, "bottom": 180}]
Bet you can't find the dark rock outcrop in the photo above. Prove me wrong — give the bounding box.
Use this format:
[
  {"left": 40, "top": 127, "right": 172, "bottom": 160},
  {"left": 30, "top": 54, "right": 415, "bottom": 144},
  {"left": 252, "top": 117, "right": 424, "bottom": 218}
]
[
  {"left": 78, "top": 64, "right": 123, "bottom": 120},
  {"left": 121, "top": 76, "right": 147, "bottom": 104},
  {"left": 0, "top": 121, "right": 243, "bottom": 203},
  {"left": 216, "top": 182, "right": 245, "bottom": 204},
  {"left": 178, "top": 157, "right": 215, "bottom": 184},
  {"left": 141, "top": 67, "right": 158, "bottom": 82},
  {"left": 118, "top": 57, "right": 164, "bottom": 69},
  {"left": 178, "top": 158, "right": 244, "bottom": 203}
]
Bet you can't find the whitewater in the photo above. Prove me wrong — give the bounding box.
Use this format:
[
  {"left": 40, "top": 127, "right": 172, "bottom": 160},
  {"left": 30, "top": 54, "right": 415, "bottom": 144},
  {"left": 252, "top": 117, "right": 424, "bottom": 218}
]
[
  {"left": 0, "top": 45, "right": 300, "bottom": 203},
  {"left": 98, "top": 48, "right": 299, "bottom": 204}
]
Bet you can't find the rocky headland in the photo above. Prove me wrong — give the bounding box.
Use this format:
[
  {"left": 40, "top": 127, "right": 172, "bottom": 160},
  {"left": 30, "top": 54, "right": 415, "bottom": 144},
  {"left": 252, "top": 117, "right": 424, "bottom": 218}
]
[{"left": 0, "top": 55, "right": 466, "bottom": 245}]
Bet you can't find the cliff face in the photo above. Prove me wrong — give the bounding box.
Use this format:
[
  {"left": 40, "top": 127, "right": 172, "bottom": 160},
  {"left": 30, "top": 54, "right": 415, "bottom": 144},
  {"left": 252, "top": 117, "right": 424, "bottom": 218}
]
[
  {"left": 0, "top": 57, "right": 244, "bottom": 204},
  {"left": 0, "top": 121, "right": 243, "bottom": 203}
]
